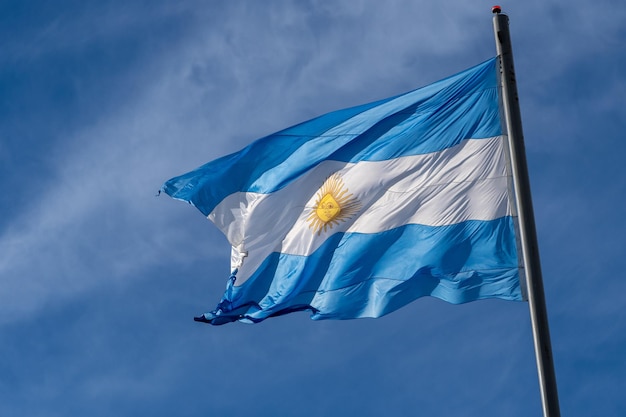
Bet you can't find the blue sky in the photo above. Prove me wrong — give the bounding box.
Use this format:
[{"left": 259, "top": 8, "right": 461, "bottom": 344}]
[{"left": 1, "top": 1, "right": 625, "bottom": 416}]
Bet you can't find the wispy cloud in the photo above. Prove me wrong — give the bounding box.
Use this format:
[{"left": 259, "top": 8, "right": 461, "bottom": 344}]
[{"left": 1, "top": 1, "right": 626, "bottom": 416}]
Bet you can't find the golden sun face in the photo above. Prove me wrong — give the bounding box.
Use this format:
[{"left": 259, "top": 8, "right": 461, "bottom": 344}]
[{"left": 307, "top": 173, "right": 361, "bottom": 235}]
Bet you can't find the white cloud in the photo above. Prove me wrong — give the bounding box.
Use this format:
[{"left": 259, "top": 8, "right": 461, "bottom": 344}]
[
  {"left": 2, "top": 0, "right": 620, "bottom": 327},
  {"left": 2, "top": 2, "right": 626, "bottom": 417}
]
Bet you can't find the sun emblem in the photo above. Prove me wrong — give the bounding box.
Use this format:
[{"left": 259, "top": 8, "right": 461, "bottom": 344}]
[{"left": 307, "top": 173, "right": 361, "bottom": 235}]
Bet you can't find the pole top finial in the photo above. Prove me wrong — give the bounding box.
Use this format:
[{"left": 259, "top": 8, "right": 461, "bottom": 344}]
[{"left": 492, "top": 5, "right": 502, "bottom": 14}]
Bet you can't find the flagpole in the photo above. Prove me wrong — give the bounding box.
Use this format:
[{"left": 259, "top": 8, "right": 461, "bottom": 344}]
[{"left": 491, "top": 7, "right": 561, "bottom": 417}]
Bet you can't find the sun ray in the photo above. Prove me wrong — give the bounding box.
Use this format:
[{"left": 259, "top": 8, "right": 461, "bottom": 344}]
[{"left": 307, "top": 173, "right": 361, "bottom": 235}]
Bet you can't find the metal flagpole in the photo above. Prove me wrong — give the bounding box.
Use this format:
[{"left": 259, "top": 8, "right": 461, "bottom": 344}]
[{"left": 491, "top": 6, "right": 561, "bottom": 417}]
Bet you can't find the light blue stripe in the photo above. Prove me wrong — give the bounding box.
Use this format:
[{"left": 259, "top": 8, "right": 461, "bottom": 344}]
[
  {"left": 202, "top": 217, "right": 521, "bottom": 324},
  {"left": 163, "top": 58, "right": 500, "bottom": 216}
]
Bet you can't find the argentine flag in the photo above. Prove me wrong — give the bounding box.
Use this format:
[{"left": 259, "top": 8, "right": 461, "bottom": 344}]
[{"left": 163, "top": 57, "right": 525, "bottom": 325}]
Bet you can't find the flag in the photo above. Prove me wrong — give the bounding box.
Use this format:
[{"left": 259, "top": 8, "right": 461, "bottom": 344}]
[{"left": 162, "top": 57, "right": 524, "bottom": 325}]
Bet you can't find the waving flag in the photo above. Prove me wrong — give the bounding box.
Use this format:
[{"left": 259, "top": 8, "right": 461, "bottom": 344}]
[{"left": 162, "top": 57, "right": 524, "bottom": 325}]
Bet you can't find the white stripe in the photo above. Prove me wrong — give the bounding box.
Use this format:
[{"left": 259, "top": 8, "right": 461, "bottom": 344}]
[{"left": 209, "top": 136, "right": 512, "bottom": 285}]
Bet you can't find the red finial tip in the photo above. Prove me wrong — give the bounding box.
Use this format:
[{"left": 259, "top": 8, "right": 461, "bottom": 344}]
[{"left": 492, "top": 5, "right": 502, "bottom": 13}]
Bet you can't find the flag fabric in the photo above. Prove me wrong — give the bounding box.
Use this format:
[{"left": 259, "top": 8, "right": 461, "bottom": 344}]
[{"left": 162, "top": 57, "right": 524, "bottom": 325}]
